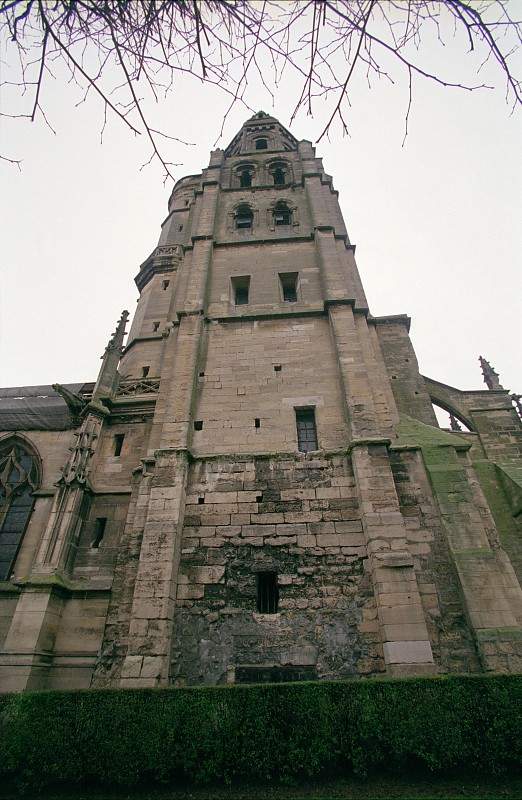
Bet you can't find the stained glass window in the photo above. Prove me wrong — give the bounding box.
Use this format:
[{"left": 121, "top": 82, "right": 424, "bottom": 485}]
[{"left": 0, "top": 440, "right": 39, "bottom": 580}]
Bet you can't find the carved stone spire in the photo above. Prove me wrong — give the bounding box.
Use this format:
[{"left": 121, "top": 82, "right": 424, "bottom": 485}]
[
  {"left": 449, "top": 413, "right": 463, "bottom": 432},
  {"left": 93, "top": 310, "right": 129, "bottom": 400},
  {"left": 479, "top": 355, "right": 504, "bottom": 391}
]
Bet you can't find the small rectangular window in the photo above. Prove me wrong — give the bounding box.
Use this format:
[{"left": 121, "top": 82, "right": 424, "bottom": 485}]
[
  {"left": 91, "top": 517, "right": 107, "bottom": 549},
  {"left": 257, "top": 572, "right": 278, "bottom": 614},
  {"left": 142, "top": 366, "right": 150, "bottom": 378},
  {"left": 279, "top": 272, "right": 298, "bottom": 303},
  {"left": 254, "top": 418, "right": 260, "bottom": 429},
  {"left": 153, "top": 321, "right": 160, "bottom": 332},
  {"left": 162, "top": 280, "right": 170, "bottom": 290},
  {"left": 194, "top": 420, "right": 203, "bottom": 431},
  {"left": 295, "top": 408, "right": 318, "bottom": 453},
  {"left": 113, "top": 433, "right": 125, "bottom": 456},
  {"left": 232, "top": 276, "right": 250, "bottom": 306}
]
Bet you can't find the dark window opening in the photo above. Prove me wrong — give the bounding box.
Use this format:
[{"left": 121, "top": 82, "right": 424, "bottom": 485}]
[
  {"left": 199, "top": 371, "right": 205, "bottom": 378},
  {"left": 257, "top": 572, "right": 279, "bottom": 614},
  {"left": 198, "top": 496, "right": 205, "bottom": 504},
  {"left": 185, "top": 199, "right": 189, "bottom": 206},
  {"left": 235, "top": 204, "right": 253, "bottom": 229},
  {"left": 274, "top": 364, "right": 282, "bottom": 372},
  {"left": 113, "top": 434, "right": 125, "bottom": 457},
  {"left": 280, "top": 272, "right": 298, "bottom": 303},
  {"left": 296, "top": 408, "right": 318, "bottom": 453},
  {"left": 194, "top": 420, "right": 203, "bottom": 431},
  {"left": 239, "top": 169, "right": 252, "bottom": 188},
  {"left": 232, "top": 276, "right": 250, "bottom": 306},
  {"left": 256, "top": 493, "right": 263, "bottom": 502},
  {"left": 153, "top": 321, "right": 160, "bottom": 332},
  {"left": 273, "top": 168, "right": 285, "bottom": 186},
  {"left": 142, "top": 366, "right": 150, "bottom": 378},
  {"left": 254, "top": 418, "right": 260, "bottom": 428},
  {"left": 91, "top": 517, "right": 107, "bottom": 549},
  {"left": 236, "top": 665, "right": 317, "bottom": 684},
  {"left": 274, "top": 203, "right": 291, "bottom": 226},
  {"left": 179, "top": 224, "right": 183, "bottom": 231},
  {"left": 162, "top": 280, "right": 170, "bottom": 290},
  {"left": 255, "top": 138, "right": 268, "bottom": 150}
]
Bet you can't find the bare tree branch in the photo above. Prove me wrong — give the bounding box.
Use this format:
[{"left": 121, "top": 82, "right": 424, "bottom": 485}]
[{"left": 0, "top": 0, "right": 519, "bottom": 170}]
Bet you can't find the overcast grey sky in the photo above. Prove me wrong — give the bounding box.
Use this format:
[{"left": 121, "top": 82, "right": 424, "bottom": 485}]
[{"left": 1, "top": 6, "right": 521, "bottom": 409}]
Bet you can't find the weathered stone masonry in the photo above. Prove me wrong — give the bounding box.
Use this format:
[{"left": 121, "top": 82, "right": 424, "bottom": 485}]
[{"left": 1, "top": 112, "right": 521, "bottom": 691}]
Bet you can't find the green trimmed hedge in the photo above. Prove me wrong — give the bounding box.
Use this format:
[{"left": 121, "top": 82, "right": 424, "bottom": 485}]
[{"left": 0, "top": 674, "right": 520, "bottom": 791}]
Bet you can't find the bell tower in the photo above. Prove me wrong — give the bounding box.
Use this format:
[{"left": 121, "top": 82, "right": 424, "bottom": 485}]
[{"left": 2, "top": 113, "right": 521, "bottom": 691}]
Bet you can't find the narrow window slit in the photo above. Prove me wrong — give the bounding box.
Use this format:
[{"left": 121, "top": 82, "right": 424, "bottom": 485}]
[
  {"left": 113, "top": 434, "right": 125, "bottom": 457},
  {"left": 254, "top": 418, "right": 260, "bottom": 429},
  {"left": 295, "top": 408, "right": 318, "bottom": 453},
  {"left": 279, "top": 272, "right": 298, "bottom": 303},
  {"left": 194, "top": 420, "right": 203, "bottom": 431},
  {"left": 257, "top": 572, "right": 279, "bottom": 614},
  {"left": 91, "top": 518, "right": 107, "bottom": 549},
  {"left": 232, "top": 276, "right": 250, "bottom": 306}
]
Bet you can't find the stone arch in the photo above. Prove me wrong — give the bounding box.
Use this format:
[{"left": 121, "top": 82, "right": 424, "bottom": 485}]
[
  {"left": 430, "top": 400, "right": 474, "bottom": 432},
  {"left": 0, "top": 434, "right": 42, "bottom": 580},
  {"left": 422, "top": 377, "right": 476, "bottom": 432}
]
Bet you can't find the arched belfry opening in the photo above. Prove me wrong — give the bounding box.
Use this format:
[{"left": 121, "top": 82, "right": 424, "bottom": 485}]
[
  {"left": 235, "top": 204, "right": 254, "bottom": 229},
  {"left": 0, "top": 436, "right": 41, "bottom": 580},
  {"left": 273, "top": 201, "right": 292, "bottom": 226}
]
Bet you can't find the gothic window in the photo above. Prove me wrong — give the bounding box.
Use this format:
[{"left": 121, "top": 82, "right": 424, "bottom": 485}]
[
  {"left": 273, "top": 202, "right": 291, "bottom": 226},
  {"left": 255, "top": 138, "right": 268, "bottom": 150},
  {"left": 239, "top": 169, "right": 253, "bottom": 188},
  {"left": 235, "top": 204, "right": 253, "bottom": 230},
  {"left": 0, "top": 439, "right": 40, "bottom": 581},
  {"left": 295, "top": 409, "right": 318, "bottom": 453}
]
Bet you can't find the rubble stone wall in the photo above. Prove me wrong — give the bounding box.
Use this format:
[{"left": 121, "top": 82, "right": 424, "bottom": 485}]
[{"left": 171, "top": 452, "right": 385, "bottom": 684}]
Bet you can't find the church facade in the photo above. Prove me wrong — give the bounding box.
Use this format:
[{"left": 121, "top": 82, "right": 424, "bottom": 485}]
[{"left": 1, "top": 112, "right": 521, "bottom": 691}]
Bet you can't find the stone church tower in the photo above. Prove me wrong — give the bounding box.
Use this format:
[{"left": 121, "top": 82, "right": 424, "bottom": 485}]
[{"left": 1, "top": 112, "right": 521, "bottom": 691}]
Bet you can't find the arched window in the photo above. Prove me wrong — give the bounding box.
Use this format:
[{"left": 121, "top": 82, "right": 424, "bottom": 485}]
[
  {"left": 0, "top": 439, "right": 40, "bottom": 580},
  {"left": 273, "top": 168, "right": 285, "bottom": 186},
  {"left": 239, "top": 169, "right": 252, "bottom": 188},
  {"left": 235, "top": 204, "right": 254, "bottom": 230},
  {"left": 273, "top": 202, "right": 291, "bottom": 226},
  {"left": 255, "top": 138, "right": 267, "bottom": 150}
]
